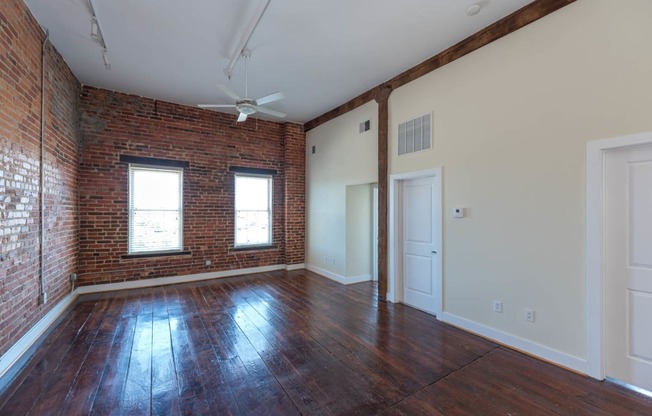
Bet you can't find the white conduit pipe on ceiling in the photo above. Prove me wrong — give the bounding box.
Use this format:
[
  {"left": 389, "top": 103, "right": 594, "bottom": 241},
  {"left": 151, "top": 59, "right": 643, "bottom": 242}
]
[
  {"left": 224, "top": 0, "right": 271, "bottom": 79},
  {"left": 39, "top": 29, "right": 49, "bottom": 305}
]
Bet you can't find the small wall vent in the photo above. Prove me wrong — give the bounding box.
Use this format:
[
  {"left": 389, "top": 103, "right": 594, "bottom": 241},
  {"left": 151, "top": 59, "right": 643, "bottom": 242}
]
[
  {"left": 359, "top": 120, "right": 371, "bottom": 133},
  {"left": 398, "top": 113, "right": 431, "bottom": 156}
]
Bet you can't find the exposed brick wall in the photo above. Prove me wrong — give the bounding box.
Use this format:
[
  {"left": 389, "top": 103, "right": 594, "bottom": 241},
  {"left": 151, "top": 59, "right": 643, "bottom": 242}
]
[
  {"left": 0, "top": 0, "right": 80, "bottom": 356},
  {"left": 78, "top": 88, "right": 305, "bottom": 285},
  {"left": 0, "top": 0, "right": 305, "bottom": 358},
  {"left": 282, "top": 123, "right": 305, "bottom": 265}
]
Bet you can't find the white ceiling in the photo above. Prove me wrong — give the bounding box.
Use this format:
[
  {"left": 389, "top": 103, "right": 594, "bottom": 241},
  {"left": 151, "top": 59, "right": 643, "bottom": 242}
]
[{"left": 25, "top": 0, "right": 535, "bottom": 124}]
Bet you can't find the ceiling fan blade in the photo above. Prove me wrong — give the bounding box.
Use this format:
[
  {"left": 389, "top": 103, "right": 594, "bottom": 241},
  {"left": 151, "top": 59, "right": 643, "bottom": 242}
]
[
  {"left": 255, "top": 92, "right": 284, "bottom": 106},
  {"left": 216, "top": 84, "right": 242, "bottom": 101},
  {"left": 253, "top": 106, "right": 286, "bottom": 118},
  {"left": 198, "top": 104, "right": 237, "bottom": 108},
  {"left": 237, "top": 112, "right": 248, "bottom": 122}
]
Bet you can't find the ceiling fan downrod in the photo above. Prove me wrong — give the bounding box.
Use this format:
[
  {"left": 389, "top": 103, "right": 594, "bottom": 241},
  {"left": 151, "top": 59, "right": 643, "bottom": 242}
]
[{"left": 242, "top": 49, "right": 251, "bottom": 99}]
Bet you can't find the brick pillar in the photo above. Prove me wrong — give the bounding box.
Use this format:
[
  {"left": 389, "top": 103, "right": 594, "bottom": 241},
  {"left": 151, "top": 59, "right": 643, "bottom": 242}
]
[{"left": 282, "top": 123, "right": 306, "bottom": 266}]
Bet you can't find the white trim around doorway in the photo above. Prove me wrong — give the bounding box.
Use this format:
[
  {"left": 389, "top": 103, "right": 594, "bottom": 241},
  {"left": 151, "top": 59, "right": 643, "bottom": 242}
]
[
  {"left": 388, "top": 167, "right": 443, "bottom": 316},
  {"left": 586, "top": 130, "right": 652, "bottom": 380}
]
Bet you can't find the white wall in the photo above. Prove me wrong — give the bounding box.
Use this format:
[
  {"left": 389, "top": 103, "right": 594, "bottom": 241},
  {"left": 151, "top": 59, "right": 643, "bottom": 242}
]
[
  {"left": 346, "top": 184, "right": 373, "bottom": 278},
  {"left": 388, "top": 0, "right": 652, "bottom": 363},
  {"left": 306, "top": 101, "right": 378, "bottom": 281}
]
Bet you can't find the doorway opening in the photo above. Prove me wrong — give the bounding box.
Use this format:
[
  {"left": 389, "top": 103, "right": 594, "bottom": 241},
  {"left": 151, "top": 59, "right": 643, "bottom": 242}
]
[{"left": 344, "top": 183, "right": 378, "bottom": 283}]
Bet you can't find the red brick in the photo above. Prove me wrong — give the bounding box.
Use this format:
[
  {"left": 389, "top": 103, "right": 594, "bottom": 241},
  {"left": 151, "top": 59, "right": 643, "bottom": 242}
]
[
  {"left": 0, "top": 0, "right": 306, "bottom": 358},
  {"left": 0, "top": 0, "right": 79, "bottom": 356},
  {"left": 77, "top": 88, "right": 305, "bottom": 285}
]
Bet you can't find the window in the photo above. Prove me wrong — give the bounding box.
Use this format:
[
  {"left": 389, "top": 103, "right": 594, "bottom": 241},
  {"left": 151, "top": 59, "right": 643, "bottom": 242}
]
[
  {"left": 235, "top": 174, "right": 272, "bottom": 247},
  {"left": 128, "top": 165, "right": 183, "bottom": 254}
]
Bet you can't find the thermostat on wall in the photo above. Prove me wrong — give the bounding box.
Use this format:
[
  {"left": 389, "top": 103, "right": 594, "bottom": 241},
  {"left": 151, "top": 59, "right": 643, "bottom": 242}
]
[{"left": 453, "top": 207, "right": 465, "bottom": 219}]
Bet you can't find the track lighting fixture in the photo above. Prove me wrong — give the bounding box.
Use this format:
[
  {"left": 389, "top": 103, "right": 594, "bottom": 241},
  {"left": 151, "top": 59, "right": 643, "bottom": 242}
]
[
  {"left": 90, "top": 17, "right": 99, "bottom": 40},
  {"left": 224, "top": 0, "right": 270, "bottom": 79},
  {"left": 88, "top": 0, "right": 111, "bottom": 70},
  {"left": 102, "top": 49, "right": 111, "bottom": 70}
]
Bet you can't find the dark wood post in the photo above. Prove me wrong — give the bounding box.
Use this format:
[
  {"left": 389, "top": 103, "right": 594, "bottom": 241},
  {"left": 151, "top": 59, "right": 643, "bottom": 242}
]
[{"left": 375, "top": 84, "right": 392, "bottom": 301}]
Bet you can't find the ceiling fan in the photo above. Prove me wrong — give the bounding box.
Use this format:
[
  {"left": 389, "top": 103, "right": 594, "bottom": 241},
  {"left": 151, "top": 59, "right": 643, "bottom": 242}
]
[{"left": 198, "top": 50, "right": 286, "bottom": 122}]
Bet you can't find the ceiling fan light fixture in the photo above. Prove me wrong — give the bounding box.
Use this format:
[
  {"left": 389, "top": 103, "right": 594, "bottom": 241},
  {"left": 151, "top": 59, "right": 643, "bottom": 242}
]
[
  {"left": 202, "top": 51, "right": 285, "bottom": 122},
  {"left": 237, "top": 103, "right": 256, "bottom": 116}
]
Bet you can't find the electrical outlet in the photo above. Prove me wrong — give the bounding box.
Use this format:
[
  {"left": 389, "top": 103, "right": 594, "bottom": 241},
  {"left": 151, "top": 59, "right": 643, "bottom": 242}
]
[
  {"left": 493, "top": 300, "right": 503, "bottom": 313},
  {"left": 70, "top": 273, "right": 77, "bottom": 283},
  {"left": 525, "top": 309, "right": 535, "bottom": 322},
  {"left": 205, "top": 260, "right": 211, "bottom": 266}
]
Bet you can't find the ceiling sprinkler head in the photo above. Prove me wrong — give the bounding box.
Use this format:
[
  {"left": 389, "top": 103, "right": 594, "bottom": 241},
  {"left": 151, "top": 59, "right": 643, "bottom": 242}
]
[{"left": 467, "top": 3, "right": 482, "bottom": 16}]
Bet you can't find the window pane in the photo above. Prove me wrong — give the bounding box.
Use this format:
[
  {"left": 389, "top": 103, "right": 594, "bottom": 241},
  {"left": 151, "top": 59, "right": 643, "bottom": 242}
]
[
  {"left": 235, "top": 176, "right": 269, "bottom": 211},
  {"left": 129, "top": 165, "right": 183, "bottom": 253},
  {"left": 234, "top": 174, "right": 272, "bottom": 246},
  {"left": 236, "top": 210, "right": 270, "bottom": 245},
  {"left": 132, "top": 169, "right": 180, "bottom": 210},
  {"left": 130, "top": 210, "right": 181, "bottom": 252}
]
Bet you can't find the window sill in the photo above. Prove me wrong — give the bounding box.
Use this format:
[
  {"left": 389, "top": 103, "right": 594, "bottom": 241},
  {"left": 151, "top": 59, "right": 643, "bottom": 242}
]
[
  {"left": 121, "top": 250, "right": 192, "bottom": 260},
  {"left": 231, "top": 245, "right": 277, "bottom": 252}
]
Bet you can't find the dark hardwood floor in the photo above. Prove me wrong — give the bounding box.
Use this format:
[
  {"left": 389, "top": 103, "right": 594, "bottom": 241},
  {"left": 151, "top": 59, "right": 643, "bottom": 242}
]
[{"left": 1, "top": 270, "right": 650, "bottom": 415}]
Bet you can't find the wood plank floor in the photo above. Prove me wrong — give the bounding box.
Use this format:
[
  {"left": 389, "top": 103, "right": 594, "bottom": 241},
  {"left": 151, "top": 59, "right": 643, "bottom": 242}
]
[{"left": 1, "top": 270, "right": 651, "bottom": 415}]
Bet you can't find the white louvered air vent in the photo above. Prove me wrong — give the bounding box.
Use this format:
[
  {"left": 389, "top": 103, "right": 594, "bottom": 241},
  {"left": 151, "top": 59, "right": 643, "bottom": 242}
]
[{"left": 398, "top": 113, "right": 431, "bottom": 156}]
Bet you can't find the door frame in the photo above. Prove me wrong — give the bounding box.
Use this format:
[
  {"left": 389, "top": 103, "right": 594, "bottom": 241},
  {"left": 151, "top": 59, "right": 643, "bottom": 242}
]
[
  {"left": 586, "top": 131, "right": 652, "bottom": 380},
  {"left": 372, "top": 185, "right": 379, "bottom": 282},
  {"left": 388, "top": 167, "right": 442, "bottom": 315}
]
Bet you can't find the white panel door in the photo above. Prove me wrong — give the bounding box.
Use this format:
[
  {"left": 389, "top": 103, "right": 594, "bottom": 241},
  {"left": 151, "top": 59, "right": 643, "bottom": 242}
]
[
  {"left": 605, "top": 144, "right": 652, "bottom": 392},
  {"left": 403, "top": 176, "right": 438, "bottom": 314}
]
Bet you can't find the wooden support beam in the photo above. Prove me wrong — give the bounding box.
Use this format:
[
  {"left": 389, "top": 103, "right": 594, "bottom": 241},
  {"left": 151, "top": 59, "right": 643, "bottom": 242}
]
[
  {"left": 303, "top": 0, "right": 576, "bottom": 301},
  {"left": 375, "top": 84, "right": 392, "bottom": 301},
  {"left": 304, "top": 0, "right": 576, "bottom": 132}
]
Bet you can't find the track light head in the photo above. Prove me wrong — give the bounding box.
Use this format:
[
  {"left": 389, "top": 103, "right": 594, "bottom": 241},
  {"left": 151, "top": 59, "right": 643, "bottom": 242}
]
[
  {"left": 102, "top": 49, "right": 111, "bottom": 70},
  {"left": 91, "top": 18, "right": 99, "bottom": 40}
]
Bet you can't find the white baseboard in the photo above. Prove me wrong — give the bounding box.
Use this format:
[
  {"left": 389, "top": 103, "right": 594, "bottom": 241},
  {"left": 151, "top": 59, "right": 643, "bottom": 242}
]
[
  {"left": 76, "top": 264, "right": 289, "bottom": 295},
  {"left": 345, "top": 274, "right": 372, "bottom": 284},
  {"left": 286, "top": 263, "right": 306, "bottom": 271},
  {"left": 0, "top": 290, "right": 79, "bottom": 382},
  {"left": 1, "top": 263, "right": 305, "bottom": 385},
  {"left": 306, "top": 265, "right": 346, "bottom": 283},
  {"left": 306, "top": 265, "right": 371, "bottom": 285},
  {"left": 439, "top": 311, "right": 588, "bottom": 375}
]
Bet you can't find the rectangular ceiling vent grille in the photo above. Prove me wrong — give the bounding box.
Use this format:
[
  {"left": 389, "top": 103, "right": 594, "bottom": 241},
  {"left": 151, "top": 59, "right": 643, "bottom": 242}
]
[{"left": 398, "top": 113, "right": 431, "bottom": 156}]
